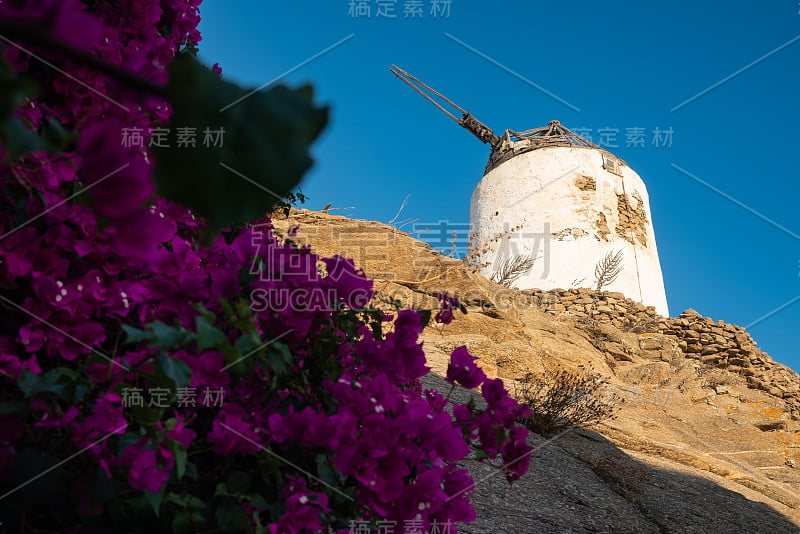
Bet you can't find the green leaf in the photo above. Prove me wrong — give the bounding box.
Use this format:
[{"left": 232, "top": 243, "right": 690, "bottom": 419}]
[
  {"left": 253, "top": 511, "right": 265, "bottom": 534},
  {"left": 40, "top": 117, "right": 77, "bottom": 153},
  {"left": 171, "top": 509, "right": 207, "bottom": 534},
  {"left": 315, "top": 454, "right": 341, "bottom": 488},
  {"left": 418, "top": 309, "right": 433, "bottom": 329},
  {"left": 214, "top": 482, "right": 231, "bottom": 497},
  {"left": 215, "top": 497, "right": 250, "bottom": 528},
  {"left": 267, "top": 343, "right": 293, "bottom": 379},
  {"left": 0, "top": 64, "right": 45, "bottom": 160},
  {"left": 195, "top": 315, "right": 227, "bottom": 351},
  {"left": 219, "top": 342, "right": 249, "bottom": 379},
  {"left": 17, "top": 368, "right": 80, "bottom": 401},
  {"left": 473, "top": 448, "right": 490, "bottom": 460},
  {"left": 165, "top": 492, "right": 190, "bottom": 507},
  {"left": 244, "top": 493, "right": 269, "bottom": 511},
  {"left": 156, "top": 350, "right": 192, "bottom": 390},
  {"left": 116, "top": 431, "right": 143, "bottom": 455},
  {"left": 0, "top": 401, "right": 29, "bottom": 416},
  {"left": 122, "top": 325, "right": 149, "bottom": 344},
  {"left": 132, "top": 404, "right": 162, "bottom": 426},
  {"left": 143, "top": 487, "right": 165, "bottom": 517},
  {"left": 153, "top": 55, "right": 328, "bottom": 237},
  {"left": 169, "top": 440, "right": 188, "bottom": 480},
  {"left": 148, "top": 321, "right": 194, "bottom": 348},
  {"left": 89, "top": 465, "right": 118, "bottom": 511},
  {"left": 218, "top": 298, "right": 235, "bottom": 318},
  {"left": 13, "top": 448, "right": 64, "bottom": 501},
  {"left": 185, "top": 462, "right": 198, "bottom": 481},
  {"left": 226, "top": 471, "right": 252, "bottom": 496},
  {"left": 192, "top": 303, "right": 216, "bottom": 324},
  {"left": 494, "top": 427, "right": 508, "bottom": 447},
  {"left": 234, "top": 333, "right": 259, "bottom": 356}
]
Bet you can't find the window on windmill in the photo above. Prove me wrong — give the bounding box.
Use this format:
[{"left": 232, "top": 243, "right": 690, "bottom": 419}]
[{"left": 603, "top": 155, "right": 623, "bottom": 176}]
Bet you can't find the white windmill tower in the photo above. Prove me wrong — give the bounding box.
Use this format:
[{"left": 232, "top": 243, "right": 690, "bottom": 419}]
[{"left": 391, "top": 66, "right": 669, "bottom": 316}]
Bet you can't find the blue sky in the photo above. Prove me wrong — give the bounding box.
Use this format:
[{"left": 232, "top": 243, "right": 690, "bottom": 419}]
[{"left": 198, "top": 0, "right": 800, "bottom": 370}]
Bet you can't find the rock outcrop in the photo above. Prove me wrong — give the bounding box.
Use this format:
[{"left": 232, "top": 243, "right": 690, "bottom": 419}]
[{"left": 273, "top": 209, "right": 800, "bottom": 533}]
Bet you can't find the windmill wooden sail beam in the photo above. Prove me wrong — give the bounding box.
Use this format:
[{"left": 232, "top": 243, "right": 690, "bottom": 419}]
[{"left": 390, "top": 65, "right": 499, "bottom": 146}]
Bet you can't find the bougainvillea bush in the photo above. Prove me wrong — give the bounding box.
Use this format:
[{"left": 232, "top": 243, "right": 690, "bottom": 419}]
[{"left": 0, "top": 1, "right": 532, "bottom": 532}]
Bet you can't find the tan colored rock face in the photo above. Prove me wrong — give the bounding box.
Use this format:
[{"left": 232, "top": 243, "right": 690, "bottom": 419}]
[{"left": 272, "top": 209, "right": 800, "bottom": 531}]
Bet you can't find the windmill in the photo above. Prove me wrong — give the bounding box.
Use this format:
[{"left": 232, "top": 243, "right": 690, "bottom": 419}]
[{"left": 391, "top": 65, "right": 669, "bottom": 316}]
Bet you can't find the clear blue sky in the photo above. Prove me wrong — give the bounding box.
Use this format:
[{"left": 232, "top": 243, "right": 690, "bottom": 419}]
[{"left": 197, "top": 0, "right": 800, "bottom": 370}]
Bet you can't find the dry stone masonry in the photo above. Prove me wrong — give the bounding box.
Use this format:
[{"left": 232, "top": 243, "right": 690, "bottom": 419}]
[
  {"left": 615, "top": 192, "right": 649, "bottom": 247},
  {"left": 523, "top": 287, "right": 800, "bottom": 412}
]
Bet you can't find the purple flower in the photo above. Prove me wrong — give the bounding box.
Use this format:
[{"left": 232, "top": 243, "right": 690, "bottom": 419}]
[
  {"left": 501, "top": 426, "right": 532, "bottom": 483},
  {"left": 438, "top": 466, "right": 478, "bottom": 524},
  {"left": 354, "top": 310, "right": 429, "bottom": 382},
  {"left": 446, "top": 346, "right": 487, "bottom": 389},
  {"left": 208, "top": 404, "right": 262, "bottom": 455},
  {"left": 0, "top": 354, "right": 24, "bottom": 376},
  {"left": 0, "top": 0, "right": 104, "bottom": 51},
  {"left": 78, "top": 118, "right": 154, "bottom": 219},
  {"left": 268, "top": 490, "right": 329, "bottom": 534},
  {"left": 322, "top": 255, "right": 374, "bottom": 309},
  {"left": 481, "top": 378, "right": 520, "bottom": 427},
  {"left": 71, "top": 395, "right": 127, "bottom": 446},
  {"left": 112, "top": 210, "right": 176, "bottom": 260},
  {"left": 127, "top": 446, "right": 170, "bottom": 493},
  {"left": 176, "top": 350, "right": 229, "bottom": 388},
  {"left": 435, "top": 292, "right": 460, "bottom": 325}
]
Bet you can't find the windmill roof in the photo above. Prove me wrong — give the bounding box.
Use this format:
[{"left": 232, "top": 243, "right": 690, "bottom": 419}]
[{"left": 485, "top": 120, "right": 626, "bottom": 174}]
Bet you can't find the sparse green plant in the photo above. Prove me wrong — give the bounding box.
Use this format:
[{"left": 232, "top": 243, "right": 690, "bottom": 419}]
[{"left": 513, "top": 366, "right": 621, "bottom": 435}]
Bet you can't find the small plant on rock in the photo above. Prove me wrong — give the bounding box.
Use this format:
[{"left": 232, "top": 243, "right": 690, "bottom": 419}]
[
  {"left": 490, "top": 254, "right": 537, "bottom": 287},
  {"left": 514, "top": 366, "right": 620, "bottom": 435}
]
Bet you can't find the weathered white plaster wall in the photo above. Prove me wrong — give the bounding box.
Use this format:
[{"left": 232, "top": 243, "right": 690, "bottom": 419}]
[{"left": 470, "top": 146, "right": 669, "bottom": 316}]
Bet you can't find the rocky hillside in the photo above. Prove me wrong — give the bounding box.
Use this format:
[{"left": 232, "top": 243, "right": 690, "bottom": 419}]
[{"left": 273, "top": 209, "right": 800, "bottom": 533}]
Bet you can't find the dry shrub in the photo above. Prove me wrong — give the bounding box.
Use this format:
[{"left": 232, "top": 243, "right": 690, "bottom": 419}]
[
  {"left": 514, "top": 366, "right": 621, "bottom": 435},
  {"left": 699, "top": 368, "right": 744, "bottom": 389},
  {"left": 624, "top": 318, "right": 661, "bottom": 334},
  {"left": 490, "top": 254, "right": 536, "bottom": 287}
]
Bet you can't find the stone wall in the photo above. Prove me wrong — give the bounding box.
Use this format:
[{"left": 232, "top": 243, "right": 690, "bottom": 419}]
[
  {"left": 522, "top": 288, "right": 800, "bottom": 405},
  {"left": 524, "top": 288, "right": 662, "bottom": 330}
]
